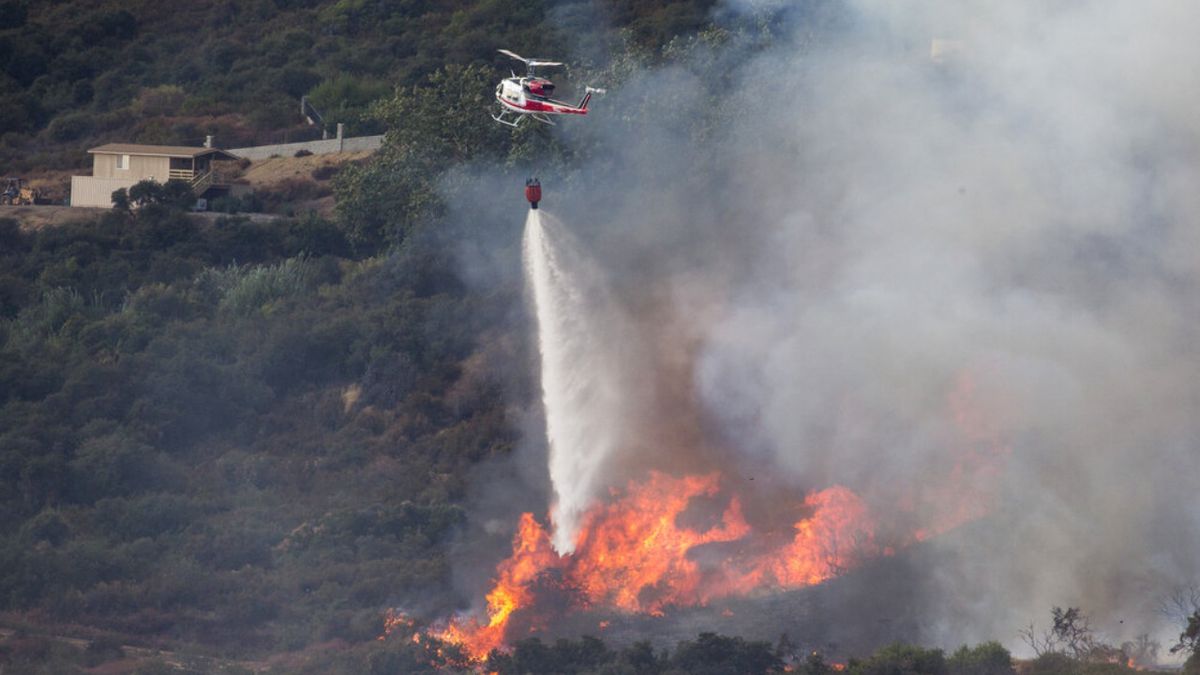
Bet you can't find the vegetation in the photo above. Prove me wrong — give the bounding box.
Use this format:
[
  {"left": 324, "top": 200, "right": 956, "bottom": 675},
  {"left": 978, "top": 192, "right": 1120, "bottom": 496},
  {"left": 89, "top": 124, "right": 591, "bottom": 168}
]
[
  {"left": 0, "top": 194, "right": 521, "bottom": 667},
  {"left": 0, "top": 3, "right": 747, "bottom": 669},
  {"left": 1, "top": 1, "right": 1184, "bottom": 673},
  {"left": 0, "top": 0, "right": 719, "bottom": 173},
  {"left": 1167, "top": 588, "right": 1200, "bottom": 675}
]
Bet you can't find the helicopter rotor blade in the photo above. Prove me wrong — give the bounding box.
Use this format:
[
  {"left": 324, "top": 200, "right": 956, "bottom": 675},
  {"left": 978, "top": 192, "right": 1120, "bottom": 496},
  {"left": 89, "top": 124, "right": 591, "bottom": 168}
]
[{"left": 498, "top": 49, "right": 527, "bottom": 63}]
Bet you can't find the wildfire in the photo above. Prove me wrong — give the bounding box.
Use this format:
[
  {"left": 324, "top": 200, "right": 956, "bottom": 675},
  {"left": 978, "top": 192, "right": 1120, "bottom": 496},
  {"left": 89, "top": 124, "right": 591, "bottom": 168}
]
[
  {"left": 567, "top": 472, "right": 751, "bottom": 614},
  {"left": 417, "top": 472, "right": 886, "bottom": 661},
  {"left": 426, "top": 512, "right": 558, "bottom": 658},
  {"left": 388, "top": 369, "right": 1009, "bottom": 663}
]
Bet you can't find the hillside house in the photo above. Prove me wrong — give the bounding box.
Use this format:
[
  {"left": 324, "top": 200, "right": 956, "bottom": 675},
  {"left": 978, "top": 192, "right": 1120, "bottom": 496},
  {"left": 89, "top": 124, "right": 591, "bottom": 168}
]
[{"left": 70, "top": 143, "right": 240, "bottom": 208}]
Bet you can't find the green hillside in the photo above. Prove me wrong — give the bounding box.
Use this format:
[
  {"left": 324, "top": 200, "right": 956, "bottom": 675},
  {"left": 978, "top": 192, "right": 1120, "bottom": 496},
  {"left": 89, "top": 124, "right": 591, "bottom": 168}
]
[
  {"left": 0, "top": 0, "right": 729, "bottom": 670},
  {"left": 0, "top": 0, "right": 715, "bottom": 173},
  {"left": 6, "top": 1, "right": 1184, "bottom": 673}
]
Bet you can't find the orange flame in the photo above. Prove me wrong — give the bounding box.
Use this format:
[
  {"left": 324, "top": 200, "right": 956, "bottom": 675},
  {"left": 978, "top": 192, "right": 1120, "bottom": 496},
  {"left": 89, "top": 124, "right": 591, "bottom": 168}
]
[
  {"left": 398, "top": 368, "right": 1009, "bottom": 662},
  {"left": 425, "top": 473, "right": 886, "bottom": 661},
  {"left": 567, "top": 472, "right": 750, "bottom": 614},
  {"left": 429, "top": 512, "right": 557, "bottom": 658}
]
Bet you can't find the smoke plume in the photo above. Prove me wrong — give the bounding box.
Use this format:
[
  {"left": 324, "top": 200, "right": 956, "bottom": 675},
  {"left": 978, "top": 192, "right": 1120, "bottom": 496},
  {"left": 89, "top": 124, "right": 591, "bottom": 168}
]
[{"left": 461, "top": 0, "right": 1200, "bottom": 653}]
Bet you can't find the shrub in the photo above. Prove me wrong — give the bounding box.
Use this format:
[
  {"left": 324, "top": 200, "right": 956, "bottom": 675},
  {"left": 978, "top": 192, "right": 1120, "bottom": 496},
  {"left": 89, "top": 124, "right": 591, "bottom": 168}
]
[
  {"left": 850, "top": 643, "right": 947, "bottom": 675},
  {"left": 46, "top": 112, "right": 94, "bottom": 142},
  {"left": 670, "top": 632, "right": 784, "bottom": 675},
  {"left": 948, "top": 642, "right": 1014, "bottom": 675},
  {"left": 209, "top": 257, "right": 319, "bottom": 316},
  {"left": 132, "top": 85, "right": 186, "bottom": 117},
  {"left": 20, "top": 509, "right": 70, "bottom": 546},
  {"left": 311, "top": 164, "right": 338, "bottom": 180}
]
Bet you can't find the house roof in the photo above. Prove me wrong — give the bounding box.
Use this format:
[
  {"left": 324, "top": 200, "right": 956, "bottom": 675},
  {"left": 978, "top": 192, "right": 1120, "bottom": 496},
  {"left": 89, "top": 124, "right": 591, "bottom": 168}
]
[{"left": 88, "top": 143, "right": 241, "bottom": 160}]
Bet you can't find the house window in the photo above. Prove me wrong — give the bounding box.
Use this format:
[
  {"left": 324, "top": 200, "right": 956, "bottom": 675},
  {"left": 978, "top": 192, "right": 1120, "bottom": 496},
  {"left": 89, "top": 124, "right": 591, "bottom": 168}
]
[{"left": 116, "top": 154, "right": 129, "bottom": 170}]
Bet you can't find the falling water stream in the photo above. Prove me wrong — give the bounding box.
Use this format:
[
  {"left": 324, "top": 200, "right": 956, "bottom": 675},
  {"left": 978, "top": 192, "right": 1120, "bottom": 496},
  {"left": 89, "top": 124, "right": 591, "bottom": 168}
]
[{"left": 522, "top": 209, "right": 629, "bottom": 554}]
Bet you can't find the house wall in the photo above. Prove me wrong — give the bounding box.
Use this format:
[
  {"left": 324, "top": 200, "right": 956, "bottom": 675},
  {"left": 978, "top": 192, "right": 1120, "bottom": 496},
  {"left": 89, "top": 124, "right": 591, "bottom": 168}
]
[
  {"left": 91, "top": 153, "right": 171, "bottom": 181},
  {"left": 70, "top": 176, "right": 140, "bottom": 208}
]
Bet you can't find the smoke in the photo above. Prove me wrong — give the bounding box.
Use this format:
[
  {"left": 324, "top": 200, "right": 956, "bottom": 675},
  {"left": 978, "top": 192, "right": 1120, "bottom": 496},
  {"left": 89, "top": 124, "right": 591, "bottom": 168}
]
[
  {"left": 459, "top": 0, "right": 1200, "bottom": 653},
  {"left": 683, "top": 0, "right": 1200, "bottom": 648}
]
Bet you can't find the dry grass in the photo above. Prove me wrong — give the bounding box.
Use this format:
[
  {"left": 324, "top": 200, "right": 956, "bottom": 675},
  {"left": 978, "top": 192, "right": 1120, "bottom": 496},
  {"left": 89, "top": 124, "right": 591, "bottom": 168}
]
[
  {"left": 240, "top": 151, "right": 371, "bottom": 188},
  {"left": 0, "top": 205, "right": 107, "bottom": 231},
  {"left": 238, "top": 151, "right": 372, "bottom": 217}
]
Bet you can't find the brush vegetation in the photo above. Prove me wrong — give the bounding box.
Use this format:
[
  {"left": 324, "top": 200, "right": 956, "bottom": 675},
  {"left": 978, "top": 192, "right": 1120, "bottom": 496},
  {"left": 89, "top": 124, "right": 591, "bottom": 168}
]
[
  {"left": 0, "top": 0, "right": 716, "bottom": 173},
  {"left": 0, "top": 3, "right": 724, "bottom": 670},
  {"left": 3, "top": 1, "right": 1195, "bottom": 674}
]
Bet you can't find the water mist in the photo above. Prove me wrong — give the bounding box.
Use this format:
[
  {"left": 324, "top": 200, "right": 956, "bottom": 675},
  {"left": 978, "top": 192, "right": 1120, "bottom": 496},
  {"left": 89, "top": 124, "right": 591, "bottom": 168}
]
[{"left": 522, "top": 210, "right": 633, "bottom": 553}]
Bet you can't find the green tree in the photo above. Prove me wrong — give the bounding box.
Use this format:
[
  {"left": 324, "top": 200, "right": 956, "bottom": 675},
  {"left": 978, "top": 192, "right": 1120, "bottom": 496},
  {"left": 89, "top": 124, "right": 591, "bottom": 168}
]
[
  {"left": 849, "top": 643, "right": 947, "bottom": 675},
  {"left": 111, "top": 187, "right": 131, "bottom": 211},
  {"left": 333, "top": 64, "right": 512, "bottom": 251},
  {"left": 947, "top": 642, "right": 1014, "bottom": 675},
  {"left": 669, "top": 632, "right": 784, "bottom": 675},
  {"left": 122, "top": 179, "right": 195, "bottom": 211}
]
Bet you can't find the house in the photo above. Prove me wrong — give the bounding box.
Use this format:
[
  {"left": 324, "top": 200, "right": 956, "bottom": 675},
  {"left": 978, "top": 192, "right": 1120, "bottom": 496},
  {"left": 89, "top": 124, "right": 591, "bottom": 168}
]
[{"left": 70, "top": 143, "right": 241, "bottom": 208}]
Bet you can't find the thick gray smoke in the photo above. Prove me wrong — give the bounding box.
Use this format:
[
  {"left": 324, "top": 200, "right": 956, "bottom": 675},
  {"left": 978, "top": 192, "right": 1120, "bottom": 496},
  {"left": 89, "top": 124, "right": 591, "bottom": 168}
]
[
  {"left": 472, "top": 0, "right": 1200, "bottom": 654},
  {"left": 688, "top": 0, "right": 1200, "bottom": 649}
]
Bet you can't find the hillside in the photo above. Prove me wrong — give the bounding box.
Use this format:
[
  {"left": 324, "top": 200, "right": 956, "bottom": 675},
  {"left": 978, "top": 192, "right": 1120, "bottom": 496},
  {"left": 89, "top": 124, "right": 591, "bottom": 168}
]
[
  {"left": 0, "top": 0, "right": 715, "bottom": 174},
  {"left": 5, "top": 0, "right": 1194, "bottom": 673},
  {"left": 0, "top": 1, "right": 729, "bottom": 671},
  {"left": 0, "top": 205, "right": 523, "bottom": 671}
]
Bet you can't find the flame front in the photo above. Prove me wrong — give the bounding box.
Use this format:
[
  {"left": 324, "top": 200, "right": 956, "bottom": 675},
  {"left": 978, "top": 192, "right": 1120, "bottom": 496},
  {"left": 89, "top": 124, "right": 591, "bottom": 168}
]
[
  {"left": 425, "top": 473, "right": 886, "bottom": 661},
  {"left": 429, "top": 512, "right": 557, "bottom": 658},
  {"left": 567, "top": 472, "right": 751, "bottom": 614},
  {"left": 400, "top": 370, "right": 1008, "bottom": 662}
]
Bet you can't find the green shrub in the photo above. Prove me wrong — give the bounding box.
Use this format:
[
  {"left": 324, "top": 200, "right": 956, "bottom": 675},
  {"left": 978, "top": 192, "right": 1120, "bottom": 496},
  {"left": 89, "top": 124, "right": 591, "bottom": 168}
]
[
  {"left": 46, "top": 112, "right": 93, "bottom": 142},
  {"left": 214, "top": 257, "right": 320, "bottom": 316},
  {"left": 850, "top": 643, "right": 947, "bottom": 675},
  {"left": 948, "top": 642, "right": 1014, "bottom": 675}
]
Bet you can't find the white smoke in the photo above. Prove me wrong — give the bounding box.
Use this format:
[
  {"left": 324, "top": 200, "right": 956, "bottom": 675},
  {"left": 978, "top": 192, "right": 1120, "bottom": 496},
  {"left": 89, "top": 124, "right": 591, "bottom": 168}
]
[
  {"left": 685, "top": 0, "right": 1200, "bottom": 648},
  {"left": 507, "top": 0, "right": 1200, "bottom": 651}
]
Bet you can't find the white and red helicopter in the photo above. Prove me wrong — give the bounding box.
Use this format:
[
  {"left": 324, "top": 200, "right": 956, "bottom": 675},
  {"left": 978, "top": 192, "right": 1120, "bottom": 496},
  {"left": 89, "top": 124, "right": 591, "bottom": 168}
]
[{"left": 493, "top": 49, "right": 605, "bottom": 127}]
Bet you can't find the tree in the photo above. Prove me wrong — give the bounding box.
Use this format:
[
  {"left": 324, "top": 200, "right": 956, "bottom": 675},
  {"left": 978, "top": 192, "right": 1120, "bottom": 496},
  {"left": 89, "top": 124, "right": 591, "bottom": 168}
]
[
  {"left": 669, "top": 632, "right": 784, "bottom": 675},
  {"left": 849, "top": 643, "right": 946, "bottom": 675},
  {"left": 947, "top": 642, "right": 1014, "bottom": 675},
  {"left": 111, "top": 188, "right": 131, "bottom": 211},
  {"left": 333, "top": 64, "right": 514, "bottom": 252},
  {"left": 1021, "top": 608, "right": 1098, "bottom": 659},
  {"left": 122, "top": 179, "right": 195, "bottom": 211},
  {"left": 1171, "top": 608, "right": 1200, "bottom": 675},
  {"left": 489, "top": 636, "right": 614, "bottom": 675},
  {"left": 132, "top": 85, "right": 185, "bottom": 117},
  {"left": 1165, "top": 586, "right": 1200, "bottom": 669}
]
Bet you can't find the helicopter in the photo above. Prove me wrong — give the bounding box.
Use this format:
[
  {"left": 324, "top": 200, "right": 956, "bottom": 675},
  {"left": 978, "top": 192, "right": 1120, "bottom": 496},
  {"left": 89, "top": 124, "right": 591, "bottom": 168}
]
[{"left": 493, "top": 49, "right": 605, "bottom": 127}]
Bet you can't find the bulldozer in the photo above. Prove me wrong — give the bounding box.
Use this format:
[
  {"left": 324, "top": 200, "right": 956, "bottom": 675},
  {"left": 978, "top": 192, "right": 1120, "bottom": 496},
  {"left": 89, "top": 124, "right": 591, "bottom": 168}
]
[{"left": 0, "top": 177, "right": 39, "bottom": 206}]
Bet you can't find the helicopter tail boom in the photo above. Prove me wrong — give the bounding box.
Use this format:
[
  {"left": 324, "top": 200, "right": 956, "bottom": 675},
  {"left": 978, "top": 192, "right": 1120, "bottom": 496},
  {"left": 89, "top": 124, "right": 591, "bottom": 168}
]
[{"left": 577, "top": 87, "right": 606, "bottom": 111}]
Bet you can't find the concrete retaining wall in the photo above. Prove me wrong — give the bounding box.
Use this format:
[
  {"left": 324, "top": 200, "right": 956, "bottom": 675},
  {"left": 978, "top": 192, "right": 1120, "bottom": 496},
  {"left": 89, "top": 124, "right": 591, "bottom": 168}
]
[{"left": 228, "top": 134, "right": 384, "bottom": 161}]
